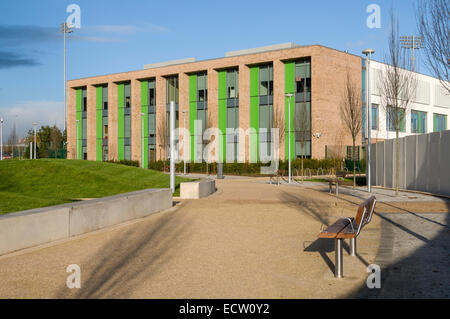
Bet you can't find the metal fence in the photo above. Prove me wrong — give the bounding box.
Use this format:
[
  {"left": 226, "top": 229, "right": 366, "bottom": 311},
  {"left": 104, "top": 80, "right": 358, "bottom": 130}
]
[{"left": 369, "top": 130, "right": 450, "bottom": 196}]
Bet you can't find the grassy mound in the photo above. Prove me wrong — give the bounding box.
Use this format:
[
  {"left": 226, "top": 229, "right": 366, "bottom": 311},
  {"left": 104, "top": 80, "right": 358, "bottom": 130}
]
[{"left": 0, "top": 159, "right": 192, "bottom": 215}]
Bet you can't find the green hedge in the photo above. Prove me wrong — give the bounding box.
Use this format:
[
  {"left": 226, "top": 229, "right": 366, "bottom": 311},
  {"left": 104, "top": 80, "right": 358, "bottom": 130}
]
[
  {"left": 106, "top": 160, "right": 140, "bottom": 167},
  {"left": 148, "top": 159, "right": 341, "bottom": 176}
]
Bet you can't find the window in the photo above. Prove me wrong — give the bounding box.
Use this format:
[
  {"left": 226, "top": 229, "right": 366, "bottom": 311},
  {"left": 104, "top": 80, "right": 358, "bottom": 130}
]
[
  {"left": 294, "top": 102, "right": 311, "bottom": 157},
  {"left": 294, "top": 59, "right": 311, "bottom": 158},
  {"left": 82, "top": 88, "right": 87, "bottom": 112},
  {"left": 197, "top": 72, "right": 208, "bottom": 102},
  {"left": 411, "top": 110, "right": 427, "bottom": 134},
  {"left": 259, "top": 64, "right": 273, "bottom": 96},
  {"left": 165, "top": 76, "right": 179, "bottom": 159},
  {"left": 147, "top": 79, "right": 156, "bottom": 162},
  {"left": 166, "top": 76, "right": 178, "bottom": 104},
  {"left": 434, "top": 113, "right": 447, "bottom": 132},
  {"left": 226, "top": 68, "right": 239, "bottom": 162},
  {"left": 124, "top": 83, "right": 131, "bottom": 108},
  {"left": 259, "top": 104, "right": 273, "bottom": 158},
  {"left": 102, "top": 145, "right": 108, "bottom": 161},
  {"left": 371, "top": 104, "right": 379, "bottom": 130},
  {"left": 386, "top": 106, "right": 405, "bottom": 132},
  {"left": 102, "top": 86, "right": 108, "bottom": 110}
]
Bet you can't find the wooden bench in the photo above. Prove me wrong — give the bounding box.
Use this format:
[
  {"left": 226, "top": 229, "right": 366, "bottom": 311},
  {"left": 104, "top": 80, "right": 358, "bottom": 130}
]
[
  {"left": 325, "top": 171, "right": 347, "bottom": 195},
  {"left": 269, "top": 169, "right": 285, "bottom": 185},
  {"left": 317, "top": 196, "right": 377, "bottom": 278}
]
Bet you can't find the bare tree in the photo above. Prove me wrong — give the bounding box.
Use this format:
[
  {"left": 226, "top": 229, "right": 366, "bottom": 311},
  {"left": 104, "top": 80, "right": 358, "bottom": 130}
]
[
  {"left": 340, "top": 68, "right": 362, "bottom": 189},
  {"left": 272, "top": 104, "right": 285, "bottom": 172},
  {"left": 157, "top": 118, "right": 167, "bottom": 172},
  {"left": 416, "top": 0, "right": 450, "bottom": 93},
  {"left": 380, "top": 12, "right": 418, "bottom": 195}
]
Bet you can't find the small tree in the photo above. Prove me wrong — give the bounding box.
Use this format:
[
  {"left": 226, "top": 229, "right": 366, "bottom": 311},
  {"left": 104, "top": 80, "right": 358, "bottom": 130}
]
[
  {"left": 272, "top": 104, "right": 285, "bottom": 172},
  {"left": 340, "top": 68, "right": 362, "bottom": 189},
  {"left": 379, "top": 12, "right": 418, "bottom": 196},
  {"left": 416, "top": 0, "right": 450, "bottom": 94},
  {"left": 157, "top": 118, "right": 167, "bottom": 172}
]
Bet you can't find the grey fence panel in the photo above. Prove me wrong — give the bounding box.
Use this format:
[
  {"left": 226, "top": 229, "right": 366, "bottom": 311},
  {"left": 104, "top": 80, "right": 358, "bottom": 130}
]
[
  {"left": 416, "top": 133, "right": 429, "bottom": 192},
  {"left": 384, "top": 139, "right": 394, "bottom": 188},
  {"left": 428, "top": 132, "right": 441, "bottom": 194},
  {"left": 440, "top": 130, "right": 450, "bottom": 195},
  {"left": 370, "top": 130, "right": 450, "bottom": 196},
  {"left": 405, "top": 135, "right": 417, "bottom": 190},
  {"left": 370, "top": 143, "right": 377, "bottom": 186},
  {"left": 376, "top": 141, "right": 385, "bottom": 186}
]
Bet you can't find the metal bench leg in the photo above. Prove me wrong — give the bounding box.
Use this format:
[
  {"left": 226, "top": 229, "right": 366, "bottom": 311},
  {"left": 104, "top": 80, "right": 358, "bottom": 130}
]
[
  {"left": 329, "top": 182, "right": 332, "bottom": 193},
  {"left": 336, "top": 182, "right": 339, "bottom": 195},
  {"left": 335, "top": 238, "right": 343, "bottom": 278},
  {"left": 350, "top": 237, "right": 356, "bottom": 256}
]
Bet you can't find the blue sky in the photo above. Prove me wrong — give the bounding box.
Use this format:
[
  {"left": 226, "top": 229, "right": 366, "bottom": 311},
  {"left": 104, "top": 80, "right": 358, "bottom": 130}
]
[{"left": 0, "top": 0, "right": 424, "bottom": 140}]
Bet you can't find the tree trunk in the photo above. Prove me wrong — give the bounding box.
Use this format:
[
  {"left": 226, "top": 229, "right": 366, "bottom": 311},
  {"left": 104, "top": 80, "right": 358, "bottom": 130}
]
[{"left": 352, "top": 139, "right": 356, "bottom": 190}]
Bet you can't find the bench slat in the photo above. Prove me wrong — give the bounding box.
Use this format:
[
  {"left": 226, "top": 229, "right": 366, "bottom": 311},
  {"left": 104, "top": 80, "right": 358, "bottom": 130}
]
[{"left": 317, "top": 218, "right": 351, "bottom": 238}]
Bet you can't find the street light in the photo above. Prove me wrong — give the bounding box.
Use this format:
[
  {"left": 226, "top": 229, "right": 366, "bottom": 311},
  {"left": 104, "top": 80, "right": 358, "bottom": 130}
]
[
  {"left": 61, "top": 22, "right": 73, "bottom": 132},
  {"left": 32, "top": 122, "right": 38, "bottom": 159},
  {"left": 75, "top": 119, "right": 80, "bottom": 160},
  {"left": 362, "top": 48, "right": 375, "bottom": 193},
  {"left": 182, "top": 110, "right": 187, "bottom": 175},
  {"left": 141, "top": 113, "right": 145, "bottom": 168},
  {"left": 285, "top": 93, "right": 294, "bottom": 184}
]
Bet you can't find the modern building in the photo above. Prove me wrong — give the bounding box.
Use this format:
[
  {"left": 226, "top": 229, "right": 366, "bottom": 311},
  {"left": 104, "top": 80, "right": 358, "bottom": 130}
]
[
  {"left": 67, "top": 43, "right": 449, "bottom": 166},
  {"left": 365, "top": 60, "right": 450, "bottom": 141}
]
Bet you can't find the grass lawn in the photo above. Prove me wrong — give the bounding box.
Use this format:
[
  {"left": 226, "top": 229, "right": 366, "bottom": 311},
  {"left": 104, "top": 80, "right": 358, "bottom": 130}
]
[{"left": 0, "top": 159, "right": 194, "bottom": 215}]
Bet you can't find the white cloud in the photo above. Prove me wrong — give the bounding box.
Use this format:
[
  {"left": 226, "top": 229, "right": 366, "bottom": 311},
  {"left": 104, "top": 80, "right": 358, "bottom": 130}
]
[{"left": 0, "top": 100, "right": 63, "bottom": 140}]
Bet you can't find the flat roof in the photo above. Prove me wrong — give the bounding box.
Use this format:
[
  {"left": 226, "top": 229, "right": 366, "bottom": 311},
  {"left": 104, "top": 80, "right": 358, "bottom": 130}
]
[
  {"left": 143, "top": 57, "right": 196, "bottom": 69},
  {"left": 225, "top": 42, "right": 302, "bottom": 57}
]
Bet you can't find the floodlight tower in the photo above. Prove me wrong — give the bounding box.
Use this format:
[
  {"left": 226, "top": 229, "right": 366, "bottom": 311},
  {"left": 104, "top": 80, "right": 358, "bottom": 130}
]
[{"left": 400, "top": 36, "right": 424, "bottom": 72}]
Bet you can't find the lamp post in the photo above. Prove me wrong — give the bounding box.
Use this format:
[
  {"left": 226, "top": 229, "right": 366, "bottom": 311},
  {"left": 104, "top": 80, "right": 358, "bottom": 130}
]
[
  {"left": 32, "top": 122, "right": 38, "bottom": 159},
  {"left": 141, "top": 113, "right": 145, "bottom": 168},
  {"left": 169, "top": 101, "right": 175, "bottom": 193},
  {"left": 75, "top": 119, "right": 80, "bottom": 160},
  {"left": 362, "top": 49, "right": 375, "bottom": 193},
  {"left": 0, "top": 117, "right": 3, "bottom": 161},
  {"left": 61, "top": 23, "right": 73, "bottom": 132},
  {"left": 182, "top": 110, "right": 187, "bottom": 175},
  {"left": 285, "top": 93, "right": 294, "bottom": 184}
]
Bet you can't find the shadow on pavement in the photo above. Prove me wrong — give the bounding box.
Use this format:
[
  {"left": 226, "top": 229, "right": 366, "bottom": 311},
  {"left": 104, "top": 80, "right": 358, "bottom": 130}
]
[
  {"left": 348, "top": 200, "right": 450, "bottom": 298},
  {"left": 57, "top": 209, "right": 192, "bottom": 298}
]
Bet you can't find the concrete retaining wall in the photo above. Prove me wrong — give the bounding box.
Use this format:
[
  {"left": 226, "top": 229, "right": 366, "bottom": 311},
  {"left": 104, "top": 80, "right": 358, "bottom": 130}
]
[
  {"left": 0, "top": 188, "right": 172, "bottom": 256},
  {"left": 370, "top": 130, "right": 450, "bottom": 196},
  {"left": 180, "top": 179, "right": 216, "bottom": 199}
]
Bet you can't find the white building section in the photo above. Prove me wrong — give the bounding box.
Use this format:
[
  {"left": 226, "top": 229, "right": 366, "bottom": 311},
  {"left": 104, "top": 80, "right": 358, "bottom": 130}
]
[{"left": 367, "top": 60, "right": 450, "bottom": 141}]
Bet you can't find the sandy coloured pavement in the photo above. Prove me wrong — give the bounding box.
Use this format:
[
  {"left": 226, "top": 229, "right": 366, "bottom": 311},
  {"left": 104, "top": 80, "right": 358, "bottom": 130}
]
[{"left": 0, "top": 177, "right": 448, "bottom": 298}]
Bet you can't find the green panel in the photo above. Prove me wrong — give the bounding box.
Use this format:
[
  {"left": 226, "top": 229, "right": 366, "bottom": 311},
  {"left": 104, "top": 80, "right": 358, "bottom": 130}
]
[
  {"left": 76, "top": 89, "right": 82, "bottom": 159},
  {"left": 141, "top": 81, "right": 148, "bottom": 168},
  {"left": 250, "top": 67, "right": 259, "bottom": 162},
  {"left": 117, "top": 83, "right": 124, "bottom": 160},
  {"left": 285, "top": 62, "right": 295, "bottom": 161},
  {"left": 189, "top": 74, "right": 197, "bottom": 162},
  {"left": 218, "top": 70, "right": 227, "bottom": 162},
  {"left": 96, "top": 86, "right": 102, "bottom": 161}
]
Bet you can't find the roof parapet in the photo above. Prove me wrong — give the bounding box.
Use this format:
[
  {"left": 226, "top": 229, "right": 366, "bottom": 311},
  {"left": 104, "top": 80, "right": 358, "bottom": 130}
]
[
  {"left": 143, "top": 57, "right": 196, "bottom": 69},
  {"left": 225, "top": 42, "right": 301, "bottom": 57}
]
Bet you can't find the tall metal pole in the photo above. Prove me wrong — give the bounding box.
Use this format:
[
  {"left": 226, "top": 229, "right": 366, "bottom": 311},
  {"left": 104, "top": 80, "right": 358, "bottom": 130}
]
[
  {"left": 285, "top": 93, "right": 293, "bottom": 184},
  {"left": 0, "top": 117, "right": 3, "bottom": 161},
  {"left": 183, "top": 110, "right": 187, "bottom": 175},
  {"left": 33, "top": 123, "right": 37, "bottom": 160},
  {"left": 76, "top": 119, "right": 79, "bottom": 160},
  {"left": 363, "top": 49, "right": 374, "bottom": 193},
  {"left": 141, "top": 113, "right": 145, "bottom": 168},
  {"left": 64, "top": 25, "right": 66, "bottom": 132},
  {"left": 170, "top": 101, "right": 176, "bottom": 193}
]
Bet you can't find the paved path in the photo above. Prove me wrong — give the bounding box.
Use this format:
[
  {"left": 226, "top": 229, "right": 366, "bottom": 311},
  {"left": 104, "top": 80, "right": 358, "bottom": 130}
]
[{"left": 0, "top": 179, "right": 448, "bottom": 298}]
